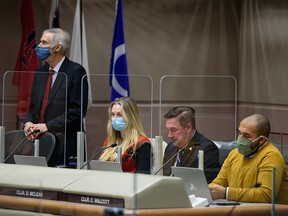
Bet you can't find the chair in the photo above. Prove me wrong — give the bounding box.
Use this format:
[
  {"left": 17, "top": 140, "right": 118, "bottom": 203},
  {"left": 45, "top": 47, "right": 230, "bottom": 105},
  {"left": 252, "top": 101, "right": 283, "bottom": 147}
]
[
  {"left": 4, "top": 130, "right": 56, "bottom": 164},
  {"left": 213, "top": 140, "right": 237, "bottom": 166}
]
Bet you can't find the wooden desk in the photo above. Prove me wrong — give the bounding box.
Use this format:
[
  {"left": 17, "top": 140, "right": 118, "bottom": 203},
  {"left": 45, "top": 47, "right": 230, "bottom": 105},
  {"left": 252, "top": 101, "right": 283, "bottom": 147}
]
[
  {"left": 0, "top": 195, "right": 105, "bottom": 216},
  {"left": 0, "top": 195, "right": 287, "bottom": 216},
  {"left": 136, "top": 204, "right": 288, "bottom": 216}
]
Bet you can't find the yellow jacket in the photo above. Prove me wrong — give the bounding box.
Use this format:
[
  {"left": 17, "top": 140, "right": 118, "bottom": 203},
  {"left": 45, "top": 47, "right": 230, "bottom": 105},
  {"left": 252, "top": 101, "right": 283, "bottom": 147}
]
[{"left": 210, "top": 141, "right": 288, "bottom": 204}]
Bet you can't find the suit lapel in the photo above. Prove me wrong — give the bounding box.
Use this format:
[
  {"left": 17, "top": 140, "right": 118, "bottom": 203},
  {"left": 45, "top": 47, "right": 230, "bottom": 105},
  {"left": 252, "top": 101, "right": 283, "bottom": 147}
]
[
  {"left": 178, "top": 131, "right": 201, "bottom": 166},
  {"left": 164, "top": 144, "right": 178, "bottom": 166},
  {"left": 36, "top": 66, "right": 50, "bottom": 110},
  {"left": 47, "top": 58, "right": 69, "bottom": 103},
  {"left": 180, "top": 142, "right": 197, "bottom": 166}
]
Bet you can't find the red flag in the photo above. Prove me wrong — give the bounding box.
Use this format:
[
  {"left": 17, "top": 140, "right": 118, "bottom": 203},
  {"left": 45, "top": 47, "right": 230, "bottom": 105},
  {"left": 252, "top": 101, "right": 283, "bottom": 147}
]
[{"left": 13, "top": 0, "right": 38, "bottom": 121}]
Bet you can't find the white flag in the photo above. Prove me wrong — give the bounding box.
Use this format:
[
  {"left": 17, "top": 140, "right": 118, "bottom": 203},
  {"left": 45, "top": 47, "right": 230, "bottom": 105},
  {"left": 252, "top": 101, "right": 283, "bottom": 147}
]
[
  {"left": 70, "top": 0, "right": 92, "bottom": 108},
  {"left": 49, "top": 0, "right": 60, "bottom": 28}
]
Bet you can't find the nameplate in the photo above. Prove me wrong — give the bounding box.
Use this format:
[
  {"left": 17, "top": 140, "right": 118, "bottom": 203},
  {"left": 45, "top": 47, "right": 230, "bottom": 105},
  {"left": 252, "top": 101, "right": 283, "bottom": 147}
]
[
  {"left": 0, "top": 186, "right": 58, "bottom": 200},
  {"left": 59, "top": 192, "right": 125, "bottom": 208}
]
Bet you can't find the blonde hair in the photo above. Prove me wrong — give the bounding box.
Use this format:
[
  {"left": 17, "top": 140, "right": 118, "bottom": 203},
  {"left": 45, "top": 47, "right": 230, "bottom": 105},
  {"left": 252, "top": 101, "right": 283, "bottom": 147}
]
[{"left": 99, "top": 97, "right": 147, "bottom": 161}]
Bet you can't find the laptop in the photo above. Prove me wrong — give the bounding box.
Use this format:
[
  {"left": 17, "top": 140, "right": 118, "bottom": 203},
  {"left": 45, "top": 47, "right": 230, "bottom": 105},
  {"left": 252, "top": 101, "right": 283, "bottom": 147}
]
[
  {"left": 171, "top": 166, "right": 214, "bottom": 204},
  {"left": 171, "top": 167, "right": 241, "bottom": 206},
  {"left": 14, "top": 155, "right": 48, "bottom": 167},
  {"left": 89, "top": 160, "right": 123, "bottom": 172}
]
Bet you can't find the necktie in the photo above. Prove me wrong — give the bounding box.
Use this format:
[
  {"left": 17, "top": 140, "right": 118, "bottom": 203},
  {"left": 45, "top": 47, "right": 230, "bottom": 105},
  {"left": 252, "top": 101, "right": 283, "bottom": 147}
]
[
  {"left": 40, "top": 70, "right": 54, "bottom": 123},
  {"left": 176, "top": 150, "right": 183, "bottom": 166}
]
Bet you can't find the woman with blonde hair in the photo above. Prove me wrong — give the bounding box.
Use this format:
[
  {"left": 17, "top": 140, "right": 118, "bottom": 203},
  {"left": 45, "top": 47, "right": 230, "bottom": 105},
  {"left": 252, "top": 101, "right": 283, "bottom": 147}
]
[{"left": 99, "top": 97, "right": 151, "bottom": 174}]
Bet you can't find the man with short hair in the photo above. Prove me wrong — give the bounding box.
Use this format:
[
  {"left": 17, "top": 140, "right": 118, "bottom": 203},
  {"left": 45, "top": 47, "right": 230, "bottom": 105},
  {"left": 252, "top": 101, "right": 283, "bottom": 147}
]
[
  {"left": 163, "top": 106, "right": 220, "bottom": 183},
  {"left": 209, "top": 113, "right": 288, "bottom": 204},
  {"left": 23, "top": 28, "right": 88, "bottom": 167}
]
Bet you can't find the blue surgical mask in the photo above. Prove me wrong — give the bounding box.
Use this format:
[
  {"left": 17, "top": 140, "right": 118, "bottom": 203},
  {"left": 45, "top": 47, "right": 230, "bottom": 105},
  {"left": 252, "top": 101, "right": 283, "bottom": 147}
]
[
  {"left": 112, "top": 118, "right": 126, "bottom": 131},
  {"left": 35, "top": 46, "right": 51, "bottom": 60}
]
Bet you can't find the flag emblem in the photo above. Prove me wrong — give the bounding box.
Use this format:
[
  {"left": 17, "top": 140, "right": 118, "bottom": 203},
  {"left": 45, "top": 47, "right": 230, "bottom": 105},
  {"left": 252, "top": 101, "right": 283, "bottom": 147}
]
[
  {"left": 109, "top": 0, "right": 129, "bottom": 101},
  {"left": 21, "top": 30, "right": 36, "bottom": 70}
]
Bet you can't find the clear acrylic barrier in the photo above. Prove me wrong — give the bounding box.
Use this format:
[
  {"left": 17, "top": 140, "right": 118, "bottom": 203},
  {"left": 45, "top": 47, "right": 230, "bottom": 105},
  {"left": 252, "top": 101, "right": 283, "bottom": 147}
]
[
  {"left": 159, "top": 75, "right": 238, "bottom": 142},
  {"left": 80, "top": 74, "right": 153, "bottom": 167},
  {"left": 1, "top": 71, "right": 68, "bottom": 166},
  {"left": 282, "top": 134, "right": 288, "bottom": 165},
  {"left": 80, "top": 74, "right": 154, "bottom": 212},
  {"left": 270, "top": 132, "right": 288, "bottom": 165}
]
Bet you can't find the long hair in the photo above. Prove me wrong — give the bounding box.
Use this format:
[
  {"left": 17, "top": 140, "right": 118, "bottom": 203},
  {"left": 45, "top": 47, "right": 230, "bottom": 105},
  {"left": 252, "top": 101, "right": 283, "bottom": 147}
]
[{"left": 99, "top": 97, "right": 147, "bottom": 161}]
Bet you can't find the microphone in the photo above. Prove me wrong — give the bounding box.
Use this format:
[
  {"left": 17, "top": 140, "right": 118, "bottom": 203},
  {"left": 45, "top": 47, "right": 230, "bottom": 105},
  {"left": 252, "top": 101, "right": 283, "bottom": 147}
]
[
  {"left": 4, "top": 129, "right": 40, "bottom": 163},
  {"left": 153, "top": 146, "right": 186, "bottom": 175},
  {"left": 80, "top": 143, "right": 117, "bottom": 169}
]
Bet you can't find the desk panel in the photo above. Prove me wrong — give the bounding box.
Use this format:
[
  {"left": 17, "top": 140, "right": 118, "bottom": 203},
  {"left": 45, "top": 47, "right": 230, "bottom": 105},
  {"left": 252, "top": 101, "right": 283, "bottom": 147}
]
[{"left": 0, "top": 164, "right": 191, "bottom": 209}]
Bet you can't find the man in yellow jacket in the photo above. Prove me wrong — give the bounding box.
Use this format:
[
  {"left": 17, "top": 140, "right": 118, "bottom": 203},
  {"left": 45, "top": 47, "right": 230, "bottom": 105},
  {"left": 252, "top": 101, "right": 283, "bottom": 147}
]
[{"left": 209, "top": 113, "right": 288, "bottom": 204}]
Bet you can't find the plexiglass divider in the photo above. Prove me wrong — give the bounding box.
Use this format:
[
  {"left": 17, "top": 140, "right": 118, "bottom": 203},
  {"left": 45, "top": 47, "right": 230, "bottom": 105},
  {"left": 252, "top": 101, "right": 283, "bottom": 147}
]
[
  {"left": 79, "top": 73, "right": 153, "bottom": 213},
  {"left": 1, "top": 71, "right": 68, "bottom": 167},
  {"left": 268, "top": 132, "right": 288, "bottom": 208},
  {"left": 153, "top": 135, "right": 164, "bottom": 175},
  {"left": 270, "top": 132, "right": 288, "bottom": 164},
  {"left": 151, "top": 75, "right": 238, "bottom": 208},
  {"left": 77, "top": 74, "right": 87, "bottom": 169},
  {"left": 77, "top": 131, "right": 85, "bottom": 169},
  {"left": 78, "top": 73, "right": 153, "bottom": 170},
  {"left": 159, "top": 75, "right": 237, "bottom": 141},
  {"left": 0, "top": 126, "right": 4, "bottom": 163}
]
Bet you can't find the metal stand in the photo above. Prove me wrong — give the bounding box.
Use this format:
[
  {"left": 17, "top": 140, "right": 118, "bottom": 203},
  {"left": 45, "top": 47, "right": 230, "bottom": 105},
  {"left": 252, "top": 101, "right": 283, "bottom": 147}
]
[
  {"left": 77, "top": 131, "right": 85, "bottom": 169},
  {"left": 0, "top": 126, "right": 5, "bottom": 163},
  {"left": 154, "top": 136, "right": 164, "bottom": 175},
  {"left": 34, "top": 139, "right": 39, "bottom": 157}
]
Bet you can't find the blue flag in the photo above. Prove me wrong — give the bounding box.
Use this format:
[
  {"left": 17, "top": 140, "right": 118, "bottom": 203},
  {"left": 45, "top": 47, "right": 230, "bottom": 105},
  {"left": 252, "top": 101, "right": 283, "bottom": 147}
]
[{"left": 109, "top": 0, "right": 129, "bottom": 101}]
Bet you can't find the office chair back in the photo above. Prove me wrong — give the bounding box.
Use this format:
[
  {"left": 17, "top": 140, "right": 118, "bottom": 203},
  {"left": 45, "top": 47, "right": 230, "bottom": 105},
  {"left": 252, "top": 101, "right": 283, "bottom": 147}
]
[{"left": 4, "top": 130, "right": 56, "bottom": 164}]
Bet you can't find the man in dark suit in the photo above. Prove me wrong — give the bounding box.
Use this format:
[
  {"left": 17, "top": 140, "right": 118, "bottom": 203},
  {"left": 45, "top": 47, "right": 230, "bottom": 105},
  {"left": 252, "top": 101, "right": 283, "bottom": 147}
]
[
  {"left": 163, "top": 106, "right": 220, "bottom": 183},
  {"left": 23, "top": 28, "right": 88, "bottom": 167}
]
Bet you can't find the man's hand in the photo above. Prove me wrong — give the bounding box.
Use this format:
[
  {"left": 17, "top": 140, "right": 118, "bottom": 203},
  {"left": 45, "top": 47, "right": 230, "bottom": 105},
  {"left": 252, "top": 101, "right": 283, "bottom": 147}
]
[
  {"left": 209, "top": 184, "right": 226, "bottom": 199},
  {"left": 24, "top": 122, "right": 48, "bottom": 140},
  {"left": 33, "top": 123, "right": 48, "bottom": 138},
  {"left": 24, "top": 122, "right": 36, "bottom": 141}
]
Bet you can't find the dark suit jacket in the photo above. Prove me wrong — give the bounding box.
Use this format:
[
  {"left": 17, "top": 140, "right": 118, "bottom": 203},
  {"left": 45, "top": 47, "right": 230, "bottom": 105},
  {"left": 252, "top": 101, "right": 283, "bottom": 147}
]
[
  {"left": 163, "top": 130, "right": 220, "bottom": 183},
  {"left": 24, "top": 57, "right": 88, "bottom": 167}
]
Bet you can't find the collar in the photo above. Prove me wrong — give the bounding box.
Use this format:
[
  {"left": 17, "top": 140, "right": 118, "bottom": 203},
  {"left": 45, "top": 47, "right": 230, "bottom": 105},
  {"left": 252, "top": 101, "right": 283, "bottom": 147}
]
[
  {"left": 244, "top": 140, "right": 268, "bottom": 158},
  {"left": 50, "top": 56, "right": 65, "bottom": 73},
  {"left": 181, "top": 129, "right": 197, "bottom": 149},
  {"left": 191, "top": 129, "right": 196, "bottom": 139}
]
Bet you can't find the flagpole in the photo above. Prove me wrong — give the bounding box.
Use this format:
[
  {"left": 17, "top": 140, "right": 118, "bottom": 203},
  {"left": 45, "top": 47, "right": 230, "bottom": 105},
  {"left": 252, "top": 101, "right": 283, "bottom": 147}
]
[{"left": 80, "top": 0, "right": 83, "bottom": 64}]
